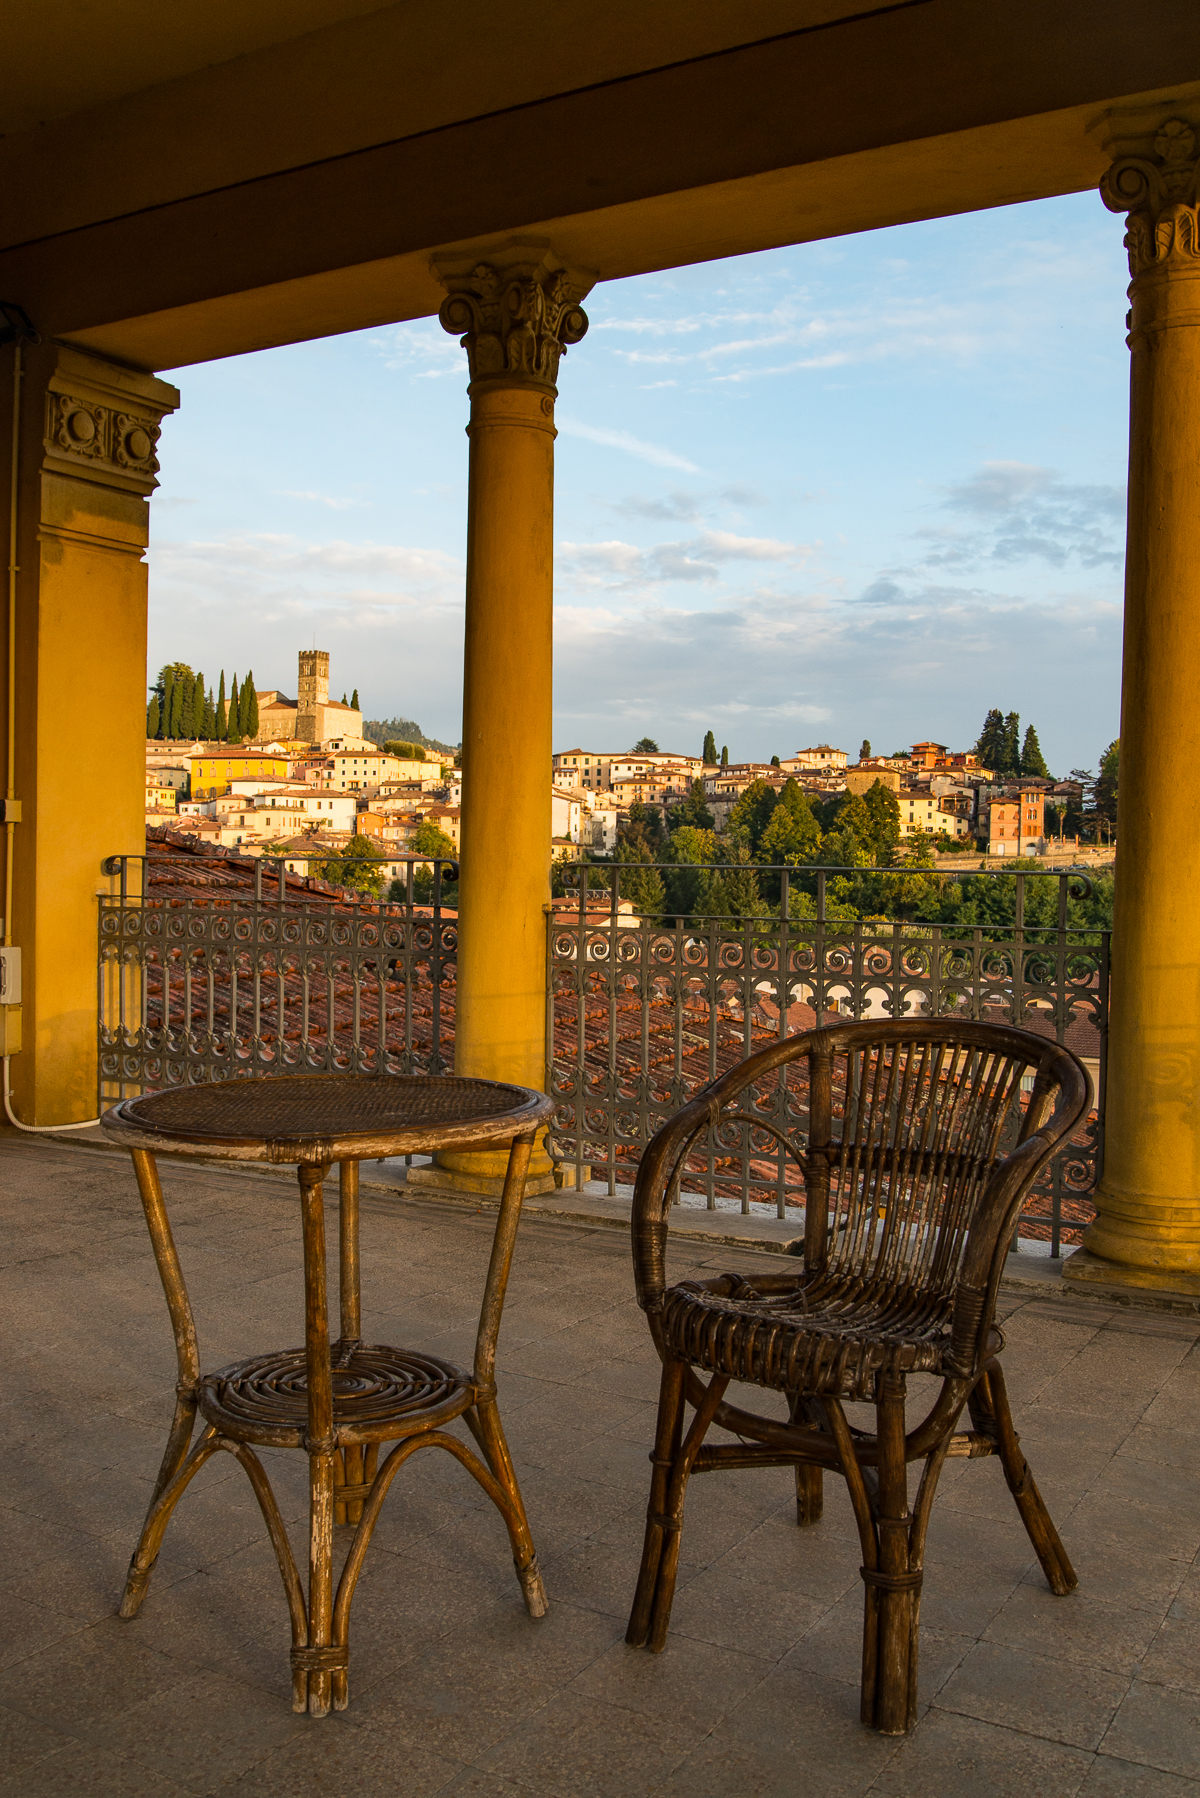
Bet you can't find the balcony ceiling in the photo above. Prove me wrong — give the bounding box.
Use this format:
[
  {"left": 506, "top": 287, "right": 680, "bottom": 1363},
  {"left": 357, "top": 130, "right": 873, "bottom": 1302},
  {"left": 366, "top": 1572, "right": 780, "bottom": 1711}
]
[{"left": 2, "top": 0, "right": 1199, "bottom": 370}]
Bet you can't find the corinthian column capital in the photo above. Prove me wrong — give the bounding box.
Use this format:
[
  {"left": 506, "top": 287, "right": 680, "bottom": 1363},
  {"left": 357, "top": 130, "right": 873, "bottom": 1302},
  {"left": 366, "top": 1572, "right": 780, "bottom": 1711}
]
[
  {"left": 433, "top": 240, "right": 594, "bottom": 395},
  {"left": 1100, "top": 115, "right": 1200, "bottom": 278}
]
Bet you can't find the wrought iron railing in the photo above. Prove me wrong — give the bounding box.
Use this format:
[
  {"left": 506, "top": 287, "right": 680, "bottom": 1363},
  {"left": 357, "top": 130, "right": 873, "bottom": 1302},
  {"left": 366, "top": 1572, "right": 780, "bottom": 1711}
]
[
  {"left": 546, "top": 865, "right": 1107, "bottom": 1255},
  {"left": 98, "top": 851, "right": 459, "bottom": 1100},
  {"left": 98, "top": 849, "right": 1107, "bottom": 1256}
]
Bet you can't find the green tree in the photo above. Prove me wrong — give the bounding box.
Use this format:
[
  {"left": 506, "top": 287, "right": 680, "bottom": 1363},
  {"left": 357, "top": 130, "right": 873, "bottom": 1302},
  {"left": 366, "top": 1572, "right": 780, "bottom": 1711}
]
[
  {"left": 215, "top": 671, "right": 227, "bottom": 741},
  {"left": 190, "top": 673, "right": 205, "bottom": 740},
  {"left": 383, "top": 740, "right": 426, "bottom": 761},
  {"left": 819, "top": 792, "right": 875, "bottom": 868},
  {"left": 227, "top": 674, "right": 240, "bottom": 742},
  {"left": 702, "top": 729, "right": 718, "bottom": 765},
  {"left": 721, "top": 850, "right": 770, "bottom": 922},
  {"left": 859, "top": 739, "right": 872, "bottom": 761},
  {"left": 667, "top": 778, "right": 714, "bottom": 832},
  {"left": 200, "top": 684, "right": 216, "bottom": 739},
  {"left": 243, "top": 672, "right": 259, "bottom": 742},
  {"left": 632, "top": 736, "right": 659, "bottom": 753},
  {"left": 725, "top": 778, "right": 778, "bottom": 854},
  {"left": 973, "top": 708, "right": 1008, "bottom": 772},
  {"left": 316, "top": 836, "right": 386, "bottom": 896},
  {"left": 862, "top": 779, "right": 901, "bottom": 863},
  {"left": 614, "top": 839, "right": 665, "bottom": 915},
  {"left": 161, "top": 668, "right": 176, "bottom": 737},
  {"left": 770, "top": 754, "right": 781, "bottom": 768},
  {"left": 1003, "top": 711, "right": 1021, "bottom": 775},
  {"left": 410, "top": 818, "right": 459, "bottom": 862},
  {"left": 351, "top": 687, "right": 359, "bottom": 711},
  {"left": 1094, "top": 739, "right": 1119, "bottom": 833},
  {"left": 146, "top": 694, "right": 160, "bottom": 738},
  {"left": 758, "top": 779, "right": 821, "bottom": 864},
  {"left": 622, "top": 800, "right": 663, "bottom": 853},
  {"left": 720, "top": 745, "right": 729, "bottom": 768},
  {"left": 1019, "top": 724, "right": 1050, "bottom": 779}
]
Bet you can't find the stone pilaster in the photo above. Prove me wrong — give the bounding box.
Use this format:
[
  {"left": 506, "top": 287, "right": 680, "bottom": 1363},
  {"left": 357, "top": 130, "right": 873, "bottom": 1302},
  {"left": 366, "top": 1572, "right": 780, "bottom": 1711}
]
[{"left": 2, "top": 341, "right": 178, "bottom": 1122}]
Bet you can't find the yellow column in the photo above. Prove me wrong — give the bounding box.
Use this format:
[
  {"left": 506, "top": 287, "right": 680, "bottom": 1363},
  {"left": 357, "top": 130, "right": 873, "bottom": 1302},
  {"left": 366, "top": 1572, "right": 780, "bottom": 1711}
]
[
  {"left": 1, "top": 340, "right": 178, "bottom": 1124},
  {"left": 1066, "top": 114, "right": 1200, "bottom": 1296},
  {"left": 407, "top": 242, "right": 592, "bottom": 1197}
]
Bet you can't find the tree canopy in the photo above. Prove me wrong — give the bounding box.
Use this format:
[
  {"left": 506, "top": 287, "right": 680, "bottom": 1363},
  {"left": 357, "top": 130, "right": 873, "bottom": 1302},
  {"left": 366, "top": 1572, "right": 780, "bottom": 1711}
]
[
  {"left": 632, "top": 736, "right": 659, "bottom": 754},
  {"left": 702, "top": 730, "right": 718, "bottom": 765}
]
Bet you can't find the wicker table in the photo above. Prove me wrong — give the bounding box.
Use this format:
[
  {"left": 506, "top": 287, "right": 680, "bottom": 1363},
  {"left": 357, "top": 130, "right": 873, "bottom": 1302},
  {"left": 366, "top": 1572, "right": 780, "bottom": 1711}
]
[{"left": 102, "top": 1072, "right": 555, "bottom": 1718}]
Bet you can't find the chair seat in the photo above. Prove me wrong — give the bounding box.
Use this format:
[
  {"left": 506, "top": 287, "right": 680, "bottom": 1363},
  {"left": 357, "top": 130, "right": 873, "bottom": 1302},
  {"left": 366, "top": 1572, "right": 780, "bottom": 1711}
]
[
  {"left": 659, "top": 1272, "right": 969, "bottom": 1401},
  {"left": 198, "top": 1343, "right": 474, "bottom": 1447}
]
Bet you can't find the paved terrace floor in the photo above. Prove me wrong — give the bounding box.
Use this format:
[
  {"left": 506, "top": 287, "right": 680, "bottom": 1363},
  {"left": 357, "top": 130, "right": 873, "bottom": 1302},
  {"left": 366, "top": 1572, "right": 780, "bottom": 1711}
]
[{"left": 2, "top": 1134, "right": 1199, "bottom": 1797}]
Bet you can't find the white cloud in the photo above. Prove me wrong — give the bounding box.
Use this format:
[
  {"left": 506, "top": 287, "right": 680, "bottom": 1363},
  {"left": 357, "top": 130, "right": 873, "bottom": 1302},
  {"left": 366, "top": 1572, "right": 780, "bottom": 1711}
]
[
  {"left": 555, "top": 417, "right": 701, "bottom": 471},
  {"left": 557, "top": 529, "right": 811, "bottom": 590},
  {"left": 275, "top": 490, "right": 371, "bottom": 511}
]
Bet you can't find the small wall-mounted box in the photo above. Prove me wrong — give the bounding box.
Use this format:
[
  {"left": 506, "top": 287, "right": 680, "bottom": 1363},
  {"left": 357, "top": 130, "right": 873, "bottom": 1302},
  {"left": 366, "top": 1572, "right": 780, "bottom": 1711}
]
[
  {"left": 0, "top": 946, "right": 22, "bottom": 1004},
  {"left": 0, "top": 799, "right": 22, "bottom": 822}
]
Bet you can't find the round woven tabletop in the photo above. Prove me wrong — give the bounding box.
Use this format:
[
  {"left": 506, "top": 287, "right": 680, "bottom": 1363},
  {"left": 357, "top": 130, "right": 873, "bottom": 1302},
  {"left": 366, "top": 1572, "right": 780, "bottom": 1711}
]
[{"left": 101, "top": 1073, "right": 554, "bottom": 1163}]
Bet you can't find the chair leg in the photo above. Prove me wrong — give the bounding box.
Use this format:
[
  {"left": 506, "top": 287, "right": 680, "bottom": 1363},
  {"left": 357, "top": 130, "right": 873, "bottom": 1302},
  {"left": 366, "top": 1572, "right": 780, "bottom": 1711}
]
[
  {"left": 471, "top": 1395, "right": 547, "bottom": 1617},
  {"left": 971, "top": 1361, "right": 1077, "bottom": 1597},
  {"left": 795, "top": 1463, "right": 824, "bottom": 1525},
  {"left": 629, "top": 1364, "right": 729, "bottom": 1654},
  {"left": 864, "top": 1374, "right": 922, "bottom": 1736},
  {"left": 788, "top": 1397, "right": 824, "bottom": 1525},
  {"left": 626, "top": 1357, "right": 687, "bottom": 1648}
]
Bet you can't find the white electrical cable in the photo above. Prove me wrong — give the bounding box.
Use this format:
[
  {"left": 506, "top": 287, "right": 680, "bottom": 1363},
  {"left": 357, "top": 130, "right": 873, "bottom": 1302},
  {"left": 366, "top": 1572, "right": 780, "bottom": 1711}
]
[{"left": 3, "top": 1054, "right": 100, "bottom": 1132}]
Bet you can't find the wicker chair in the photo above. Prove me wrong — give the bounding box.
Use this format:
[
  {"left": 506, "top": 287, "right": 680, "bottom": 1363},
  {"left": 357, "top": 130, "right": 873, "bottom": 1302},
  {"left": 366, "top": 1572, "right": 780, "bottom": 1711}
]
[{"left": 625, "top": 1020, "right": 1091, "bottom": 1735}]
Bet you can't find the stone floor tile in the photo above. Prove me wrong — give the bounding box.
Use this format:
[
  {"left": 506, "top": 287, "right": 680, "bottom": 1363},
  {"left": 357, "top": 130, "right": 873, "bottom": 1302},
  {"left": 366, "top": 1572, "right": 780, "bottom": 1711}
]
[
  {"left": 1101, "top": 1680, "right": 1200, "bottom": 1781},
  {"left": 352, "top": 1600, "right": 621, "bottom": 1758},
  {"left": 0, "top": 1620, "right": 189, "bottom": 1738},
  {"left": 0, "top": 1593, "right": 88, "bottom": 1670},
  {"left": 935, "top": 1640, "right": 1129, "bottom": 1750},
  {"left": 872, "top": 1708, "right": 1092, "bottom": 1797},
  {"left": 0, "top": 1703, "right": 75, "bottom": 1780},
  {"left": 1136, "top": 1616, "right": 1200, "bottom": 1698},
  {"left": 0, "top": 1744, "right": 193, "bottom": 1798},
  {"left": 984, "top": 1583, "right": 1162, "bottom": 1678},
  {"left": 98, "top": 1667, "right": 302, "bottom": 1792},
  {"left": 652, "top": 1665, "right": 902, "bottom": 1798},
  {"left": 1116, "top": 1425, "right": 1200, "bottom": 1475},
  {"left": 214, "top": 1726, "right": 462, "bottom": 1797},
  {"left": 1081, "top": 1756, "right": 1200, "bottom": 1795},
  {"left": 784, "top": 1588, "right": 972, "bottom": 1705},
  {"left": 475, "top": 1689, "right": 704, "bottom": 1798},
  {"left": 566, "top": 1632, "right": 771, "bottom": 1728}
]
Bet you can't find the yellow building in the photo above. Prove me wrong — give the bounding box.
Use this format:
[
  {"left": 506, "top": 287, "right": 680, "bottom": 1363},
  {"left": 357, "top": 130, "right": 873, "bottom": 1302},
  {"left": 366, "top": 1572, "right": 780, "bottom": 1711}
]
[{"left": 189, "top": 749, "right": 290, "bottom": 801}]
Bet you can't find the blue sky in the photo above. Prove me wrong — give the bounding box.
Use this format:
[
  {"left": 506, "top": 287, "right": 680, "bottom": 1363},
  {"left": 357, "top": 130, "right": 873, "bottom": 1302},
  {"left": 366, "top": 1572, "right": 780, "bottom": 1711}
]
[{"left": 152, "top": 190, "right": 1130, "bottom": 775}]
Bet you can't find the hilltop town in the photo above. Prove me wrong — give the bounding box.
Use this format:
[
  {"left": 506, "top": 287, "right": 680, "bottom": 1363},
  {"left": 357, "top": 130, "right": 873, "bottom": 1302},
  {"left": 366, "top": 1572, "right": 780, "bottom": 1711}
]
[{"left": 146, "top": 648, "right": 1114, "bottom": 893}]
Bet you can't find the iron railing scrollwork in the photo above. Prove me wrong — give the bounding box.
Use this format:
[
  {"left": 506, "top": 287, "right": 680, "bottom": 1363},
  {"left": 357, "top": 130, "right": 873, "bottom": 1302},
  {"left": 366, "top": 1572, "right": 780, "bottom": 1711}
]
[
  {"left": 546, "top": 864, "right": 1108, "bottom": 1256},
  {"left": 98, "top": 852, "right": 459, "bottom": 1099}
]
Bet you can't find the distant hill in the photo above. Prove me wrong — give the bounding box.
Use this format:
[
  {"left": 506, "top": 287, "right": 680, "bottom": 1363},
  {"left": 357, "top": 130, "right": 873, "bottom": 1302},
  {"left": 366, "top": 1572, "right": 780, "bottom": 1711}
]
[{"left": 363, "top": 717, "right": 460, "bottom": 757}]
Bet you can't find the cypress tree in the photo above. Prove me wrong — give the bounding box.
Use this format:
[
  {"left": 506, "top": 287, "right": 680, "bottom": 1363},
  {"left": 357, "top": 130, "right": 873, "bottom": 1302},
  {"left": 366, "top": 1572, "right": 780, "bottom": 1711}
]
[
  {"left": 216, "top": 671, "right": 227, "bottom": 741},
  {"left": 190, "top": 673, "right": 205, "bottom": 740},
  {"left": 1003, "top": 711, "right": 1021, "bottom": 775},
  {"left": 720, "top": 745, "right": 729, "bottom": 768},
  {"left": 859, "top": 739, "right": 872, "bottom": 761},
  {"left": 244, "top": 671, "right": 259, "bottom": 741},
  {"left": 702, "top": 729, "right": 717, "bottom": 764},
  {"left": 350, "top": 687, "right": 359, "bottom": 712},
  {"left": 147, "top": 694, "right": 160, "bottom": 739},
  {"left": 166, "top": 669, "right": 182, "bottom": 738},
  {"left": 1019, "top": 724, "right": 1050, "bottom": 779},
  {"left": 228, "top": 674, "right": 240, "bottom": 742},
  {"left": 201, "top": 684, "right": 216, "bottom": 740},
  {"left": 973, "top": 708, "right": 1007, "bottom": 771}
]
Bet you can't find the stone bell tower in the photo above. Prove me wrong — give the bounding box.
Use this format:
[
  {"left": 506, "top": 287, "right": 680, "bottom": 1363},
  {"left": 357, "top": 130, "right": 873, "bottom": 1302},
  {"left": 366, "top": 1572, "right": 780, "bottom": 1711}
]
[{"left": 296, "top": 649, "right": 329, "bottom": 742}]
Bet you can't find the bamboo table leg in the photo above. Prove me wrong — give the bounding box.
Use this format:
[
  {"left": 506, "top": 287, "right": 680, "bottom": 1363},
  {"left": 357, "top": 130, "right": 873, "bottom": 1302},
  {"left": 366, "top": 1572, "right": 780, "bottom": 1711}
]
[
  {"left": 334, "top": 1160, "right": 366, "bottom": 1528},
  {"left": 296, "top": 1162, "right": 340, "bottom": 1718}
]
